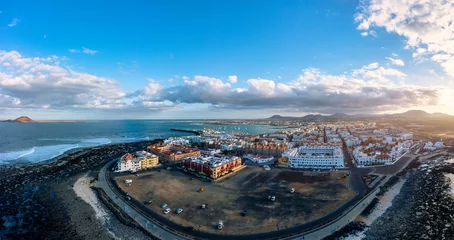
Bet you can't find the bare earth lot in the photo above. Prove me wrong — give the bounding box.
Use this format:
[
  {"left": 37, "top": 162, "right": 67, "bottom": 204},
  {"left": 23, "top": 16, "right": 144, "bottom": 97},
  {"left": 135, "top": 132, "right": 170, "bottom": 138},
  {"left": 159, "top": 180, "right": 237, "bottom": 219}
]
[{"left": 115, "top": 166, "right": 354, "bottom": 234}]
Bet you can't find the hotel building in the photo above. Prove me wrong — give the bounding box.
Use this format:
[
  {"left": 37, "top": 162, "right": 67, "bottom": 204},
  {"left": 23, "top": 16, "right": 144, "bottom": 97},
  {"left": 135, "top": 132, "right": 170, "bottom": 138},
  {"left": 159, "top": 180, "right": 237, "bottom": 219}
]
[{"left": 282, "top": 144, "right": 344, "bottom": 169}]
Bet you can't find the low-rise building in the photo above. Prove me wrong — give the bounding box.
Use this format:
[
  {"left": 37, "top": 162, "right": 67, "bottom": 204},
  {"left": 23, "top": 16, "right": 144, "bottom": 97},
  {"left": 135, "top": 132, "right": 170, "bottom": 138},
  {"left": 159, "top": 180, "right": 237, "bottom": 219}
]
[
  {"left": 243, "top": 154, "right": 274, "bottom": 164},
  {"left": 282, "top": 144, "right": 344, "bottom": 169},
  {"left": 116, "top": 151, "right": 159, "bottom": 172},
  {"left": 136, "top": 151, "right": 159, "bottom": 170},
  {"left": 182, "top": 155, "right": 243, "bottom": 179},
  {"left": 148, "top": 144, "right": 200, "bottom": 163}
]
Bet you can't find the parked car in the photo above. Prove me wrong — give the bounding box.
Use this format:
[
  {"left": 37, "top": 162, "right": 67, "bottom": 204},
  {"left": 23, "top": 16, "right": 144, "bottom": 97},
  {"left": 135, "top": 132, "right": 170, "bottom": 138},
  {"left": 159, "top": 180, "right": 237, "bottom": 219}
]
[
  {"left": 126, "top": 196, "right": 131, "bottom": 201},
  {"left": 201, "top": 204, "right": 206, "bottom": 209},
  {"left": 161, "top": 203, "right": 167, "bottom": 208},
  {"left": 145, "top": 200, "right": 152, "bottom": 205},
  {"left": 184, "top": 226, "right": 194, "bottom": 232},
  {"left": 164, "top": 208, "right": 171, "bottom": 214},
  {"left": 270, "top": 196, "right": 276, "bottom": 202},
  {"left": 242, "top": 210, "right": 247, "bottom": 216},
  {"left": 290, "top": 188, "right": 295, "bottom": 193},
  {"left": 176, "top": 208, "right": 183, "bottom": 214},
  {"left": 218, "top": 220, "right": 224, "bottom": 230},
  {"left": 136, "top": 174, "right": 139, "bottom": 177}
]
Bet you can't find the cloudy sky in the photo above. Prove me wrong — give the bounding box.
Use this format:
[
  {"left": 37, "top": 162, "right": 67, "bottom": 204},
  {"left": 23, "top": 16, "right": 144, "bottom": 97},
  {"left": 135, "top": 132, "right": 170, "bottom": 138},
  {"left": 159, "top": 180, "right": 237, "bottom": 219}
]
[{"left": 0, "top": 0, "right": 453, "bottom": 119}]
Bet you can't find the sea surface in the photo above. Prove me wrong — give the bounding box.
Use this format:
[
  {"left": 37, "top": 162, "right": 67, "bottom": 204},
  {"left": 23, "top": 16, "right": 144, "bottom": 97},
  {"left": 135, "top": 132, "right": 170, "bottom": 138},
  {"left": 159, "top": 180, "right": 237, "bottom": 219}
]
[{"left": 0, "top": 120, "right": 284, "bottom": 165}]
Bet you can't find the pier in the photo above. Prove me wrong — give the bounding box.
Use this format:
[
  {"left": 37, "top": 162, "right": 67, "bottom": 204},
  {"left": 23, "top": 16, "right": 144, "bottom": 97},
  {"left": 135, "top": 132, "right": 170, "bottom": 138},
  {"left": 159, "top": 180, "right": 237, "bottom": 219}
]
[{"left": 170, "top": 128, "right": 203, "bottom": 135}]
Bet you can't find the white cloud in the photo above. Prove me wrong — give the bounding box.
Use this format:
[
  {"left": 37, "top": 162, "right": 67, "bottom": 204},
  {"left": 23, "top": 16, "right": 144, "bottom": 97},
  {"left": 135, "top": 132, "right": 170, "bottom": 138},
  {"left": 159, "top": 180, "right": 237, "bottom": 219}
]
[
  {"left": 355, "top": 0, "right": 454, "bottom": 76},
  {"left": 228, "top": 75, "right": 238, "bottom": 83},
  {"left": 352, "top": 62, "right": 407, "bottom": 83},
  {"left": 386, "top": 57, "right": 405, "bottom": 66},
  {"left": 146, "top": 64, "right": 438, "bottom": 113},
  {"left": 82, "top": 47, "right": 98, "bottom": 55},
  {"left": 0, "top": 50, "right": 126, "bottom": 110},
  {"left": 360, "top": 32, "right": 369, "bottom": 37},
  {"left": 68, "top": 49, "right": 79, "bottom": 53},
  {"left": 392, "top": 52, "right": 398, "bottom": 57},
  {"left": 0, "top": 50, "right": 443, "bottom": 115},
  {"left": 7, "top": 18, "right": 19, "bottom": 27},
  {"left": 143, "top": 78, "right": 163, "bottom": 96},
  {"left": 368, "top": 30, "right": 377, "bottom": 37}
]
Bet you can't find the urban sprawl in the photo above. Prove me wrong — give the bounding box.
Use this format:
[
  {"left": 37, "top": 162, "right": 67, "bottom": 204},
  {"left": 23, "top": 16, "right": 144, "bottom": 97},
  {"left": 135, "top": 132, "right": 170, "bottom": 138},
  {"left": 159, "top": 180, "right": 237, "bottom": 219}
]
[{"left": 115, "top": 122, "right": 444, "bottom": 179}]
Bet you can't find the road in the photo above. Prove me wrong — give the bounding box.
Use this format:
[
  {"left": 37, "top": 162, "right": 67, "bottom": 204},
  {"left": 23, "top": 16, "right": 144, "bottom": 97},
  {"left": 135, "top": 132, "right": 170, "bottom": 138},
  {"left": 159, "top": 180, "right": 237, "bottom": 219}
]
[{"left": 95, "top": 159, "right": 185, "bottom": 240}]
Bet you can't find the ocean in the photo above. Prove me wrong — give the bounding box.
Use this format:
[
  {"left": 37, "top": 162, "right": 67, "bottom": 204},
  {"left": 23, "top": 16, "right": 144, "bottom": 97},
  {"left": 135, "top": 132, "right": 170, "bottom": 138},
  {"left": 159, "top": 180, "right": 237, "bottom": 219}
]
[{"left": 0, "top": 120, "right": 284, "bottom": 165}]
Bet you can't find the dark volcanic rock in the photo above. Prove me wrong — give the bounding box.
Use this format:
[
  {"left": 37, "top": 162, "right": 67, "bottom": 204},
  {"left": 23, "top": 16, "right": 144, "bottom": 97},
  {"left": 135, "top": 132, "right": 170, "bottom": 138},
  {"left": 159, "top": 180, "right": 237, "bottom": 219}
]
[
  {"left": 364, "top": 164, "right": 454, "bottom": 240},
  {"left": 0, "top": 139, "right": 162, "bottom": 240}
]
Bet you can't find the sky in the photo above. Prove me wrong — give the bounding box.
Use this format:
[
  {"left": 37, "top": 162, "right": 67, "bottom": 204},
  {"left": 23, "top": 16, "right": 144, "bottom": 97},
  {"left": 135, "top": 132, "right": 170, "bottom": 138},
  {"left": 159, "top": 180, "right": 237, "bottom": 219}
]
[{"left": 0, "top": 0, "right": 453, "bottom": 119}]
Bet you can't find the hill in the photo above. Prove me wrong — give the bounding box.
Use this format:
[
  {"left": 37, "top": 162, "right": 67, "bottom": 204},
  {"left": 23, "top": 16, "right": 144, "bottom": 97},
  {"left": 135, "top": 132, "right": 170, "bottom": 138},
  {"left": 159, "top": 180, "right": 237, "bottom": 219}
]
[
  {"left": 3, "top": 116, "right": 35, "bottom": 123},
  {"left": 266, "top": 110, "right": 453, "bottom": 121}
]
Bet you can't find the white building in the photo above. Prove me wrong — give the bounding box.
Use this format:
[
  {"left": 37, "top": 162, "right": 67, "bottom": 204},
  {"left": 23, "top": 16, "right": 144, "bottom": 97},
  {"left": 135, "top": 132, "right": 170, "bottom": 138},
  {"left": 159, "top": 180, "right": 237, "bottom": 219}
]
[
  {"left": 116, "top": 153, "right": 141, "bottom": 172},
  {"left": 424, "top": 141, "right": 444, "bottom": 151},
  {"left": 243, "top": 154, "right": 274, "bottom": 164},
  {"left": 282, "top": 144, "right": 344, "bottom": 169},
  {"left": 435, "top": 141, "right": 444, "bottom": 148}
]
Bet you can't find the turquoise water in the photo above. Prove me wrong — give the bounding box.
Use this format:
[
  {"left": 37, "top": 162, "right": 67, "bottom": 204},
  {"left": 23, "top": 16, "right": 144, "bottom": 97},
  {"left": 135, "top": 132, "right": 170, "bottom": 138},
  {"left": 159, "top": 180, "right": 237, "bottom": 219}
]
[{"left": 0, "top": 120, "right": 284, "bottom": 164}]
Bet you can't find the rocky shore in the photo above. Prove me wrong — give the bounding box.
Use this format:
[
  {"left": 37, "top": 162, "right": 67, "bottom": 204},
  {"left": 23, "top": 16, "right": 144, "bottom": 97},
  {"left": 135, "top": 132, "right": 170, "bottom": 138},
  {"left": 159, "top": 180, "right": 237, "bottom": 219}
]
[
  {"left": 0, "top": 140, "right": 162, "bottom": 240},
  {"left": 363, "top": 158, "right": 454, "bottom": 239}
]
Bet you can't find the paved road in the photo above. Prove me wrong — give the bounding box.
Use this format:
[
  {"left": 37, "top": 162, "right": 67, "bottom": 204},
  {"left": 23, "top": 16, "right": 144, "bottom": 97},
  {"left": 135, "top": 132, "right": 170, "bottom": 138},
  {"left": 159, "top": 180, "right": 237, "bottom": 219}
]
[{"left": 95, "top": 159, "right": 185, "bottom": 240}]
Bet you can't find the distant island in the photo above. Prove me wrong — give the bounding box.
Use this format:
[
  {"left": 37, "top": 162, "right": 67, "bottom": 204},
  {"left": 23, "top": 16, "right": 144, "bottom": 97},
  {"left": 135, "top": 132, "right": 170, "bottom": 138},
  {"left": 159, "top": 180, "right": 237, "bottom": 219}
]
[
  {"left": 2, "top": 116, "right": 35, "bottom": 123},
  {"left": 2, "top": 116, "right": 84, "bottom": 123}
]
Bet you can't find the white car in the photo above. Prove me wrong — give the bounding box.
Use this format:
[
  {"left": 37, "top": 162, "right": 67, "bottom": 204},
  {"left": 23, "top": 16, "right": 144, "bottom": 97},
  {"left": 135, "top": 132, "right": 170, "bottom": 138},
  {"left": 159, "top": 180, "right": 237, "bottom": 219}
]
[
  {"left": 176, "top": 208, "right": 183, "bottom": 214},
  {"left": 201, "top": 204, "right": 206, "bottom": 209},
  {"left": 218, "top": 220, "right": 224, "bottom": 230},
  {"left": 271, "top": 196, "right": 276, "bottom": 202},
  {"left": 290, "top": 188, "right": 295, "bottom": 193},
  {"left": 164, "top": 208, "right": 171, "bottom": 214}
]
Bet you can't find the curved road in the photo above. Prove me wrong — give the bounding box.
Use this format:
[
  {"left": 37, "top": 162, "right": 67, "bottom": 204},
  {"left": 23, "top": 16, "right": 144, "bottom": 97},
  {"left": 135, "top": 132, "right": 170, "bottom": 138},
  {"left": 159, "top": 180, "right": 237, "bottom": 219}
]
[{"left": 96, "top": 159, "right": 185, "bottom": 240}]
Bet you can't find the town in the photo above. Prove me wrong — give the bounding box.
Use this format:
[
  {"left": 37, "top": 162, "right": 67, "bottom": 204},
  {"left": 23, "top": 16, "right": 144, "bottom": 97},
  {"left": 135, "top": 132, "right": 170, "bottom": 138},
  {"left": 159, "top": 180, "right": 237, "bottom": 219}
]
[
  {"left": 115, "top": 122, "right": 432, "bottom": 174},
  {"left": 109, "top": 121, "right": 445, "bottom": 235}
]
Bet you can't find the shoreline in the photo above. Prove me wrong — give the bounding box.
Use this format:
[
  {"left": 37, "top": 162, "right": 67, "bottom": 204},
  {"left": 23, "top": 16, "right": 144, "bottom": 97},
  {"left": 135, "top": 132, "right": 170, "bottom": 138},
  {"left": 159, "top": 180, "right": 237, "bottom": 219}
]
[
  {"left": 0, "top": 138, "right": 162, "bottom": 167},
  {"left": 0, "top": 139, "right": 163, "bottom": 239}
]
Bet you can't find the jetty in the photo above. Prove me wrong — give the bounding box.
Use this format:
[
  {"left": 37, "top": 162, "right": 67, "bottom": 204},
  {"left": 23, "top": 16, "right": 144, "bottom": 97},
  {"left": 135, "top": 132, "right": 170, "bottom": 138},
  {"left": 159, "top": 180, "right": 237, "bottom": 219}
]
[{"left": 170, "top": 128, "right": 203, "bottom": 136}]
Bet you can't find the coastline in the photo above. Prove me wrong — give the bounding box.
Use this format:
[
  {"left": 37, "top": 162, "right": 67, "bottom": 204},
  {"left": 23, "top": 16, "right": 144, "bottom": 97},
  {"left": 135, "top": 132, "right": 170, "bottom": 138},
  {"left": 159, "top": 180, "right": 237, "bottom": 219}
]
[{"left": 0, "top": 139, "right": 163, "bottom": 240}]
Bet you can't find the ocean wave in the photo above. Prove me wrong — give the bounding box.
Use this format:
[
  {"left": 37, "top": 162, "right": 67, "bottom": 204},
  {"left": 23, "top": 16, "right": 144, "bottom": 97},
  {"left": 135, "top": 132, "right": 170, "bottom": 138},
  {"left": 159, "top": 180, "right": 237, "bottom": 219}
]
[
  {"left": 0, "top": 137, "right": 157, "bottom": 165},
  {"left": 80, "top": 138, "right": 112, "bottom": 146},
  {"left": 0, "top": 147, "right": 36, "bottom": 162},
  {"left": 0, "top": 144, "right": 79, "bottom": 164}
]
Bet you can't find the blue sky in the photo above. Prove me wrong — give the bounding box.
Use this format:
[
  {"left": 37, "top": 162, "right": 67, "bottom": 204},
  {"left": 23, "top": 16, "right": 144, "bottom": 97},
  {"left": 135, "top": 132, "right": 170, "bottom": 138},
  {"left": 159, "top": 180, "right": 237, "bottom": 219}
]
[{"left": 0, "top": 0, "right": 453, "bottom": 119}]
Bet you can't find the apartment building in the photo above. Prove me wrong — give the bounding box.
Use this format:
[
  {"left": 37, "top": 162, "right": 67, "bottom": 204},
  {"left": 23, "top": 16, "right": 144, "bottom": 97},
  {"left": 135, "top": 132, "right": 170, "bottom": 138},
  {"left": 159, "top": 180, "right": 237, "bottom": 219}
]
[
  {"left": 182, "top": 155, "right": 243, "bottom": 179},
  {"left": 282, "top": 144, "right": 344, "bottom": 169}
]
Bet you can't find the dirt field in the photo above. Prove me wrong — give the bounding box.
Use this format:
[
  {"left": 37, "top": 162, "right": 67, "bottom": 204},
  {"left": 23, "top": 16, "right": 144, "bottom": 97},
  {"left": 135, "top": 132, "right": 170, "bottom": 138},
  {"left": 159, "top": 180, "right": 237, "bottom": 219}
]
[{"left": 115, "top": 166, "right": 354, "bottom": 234}]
